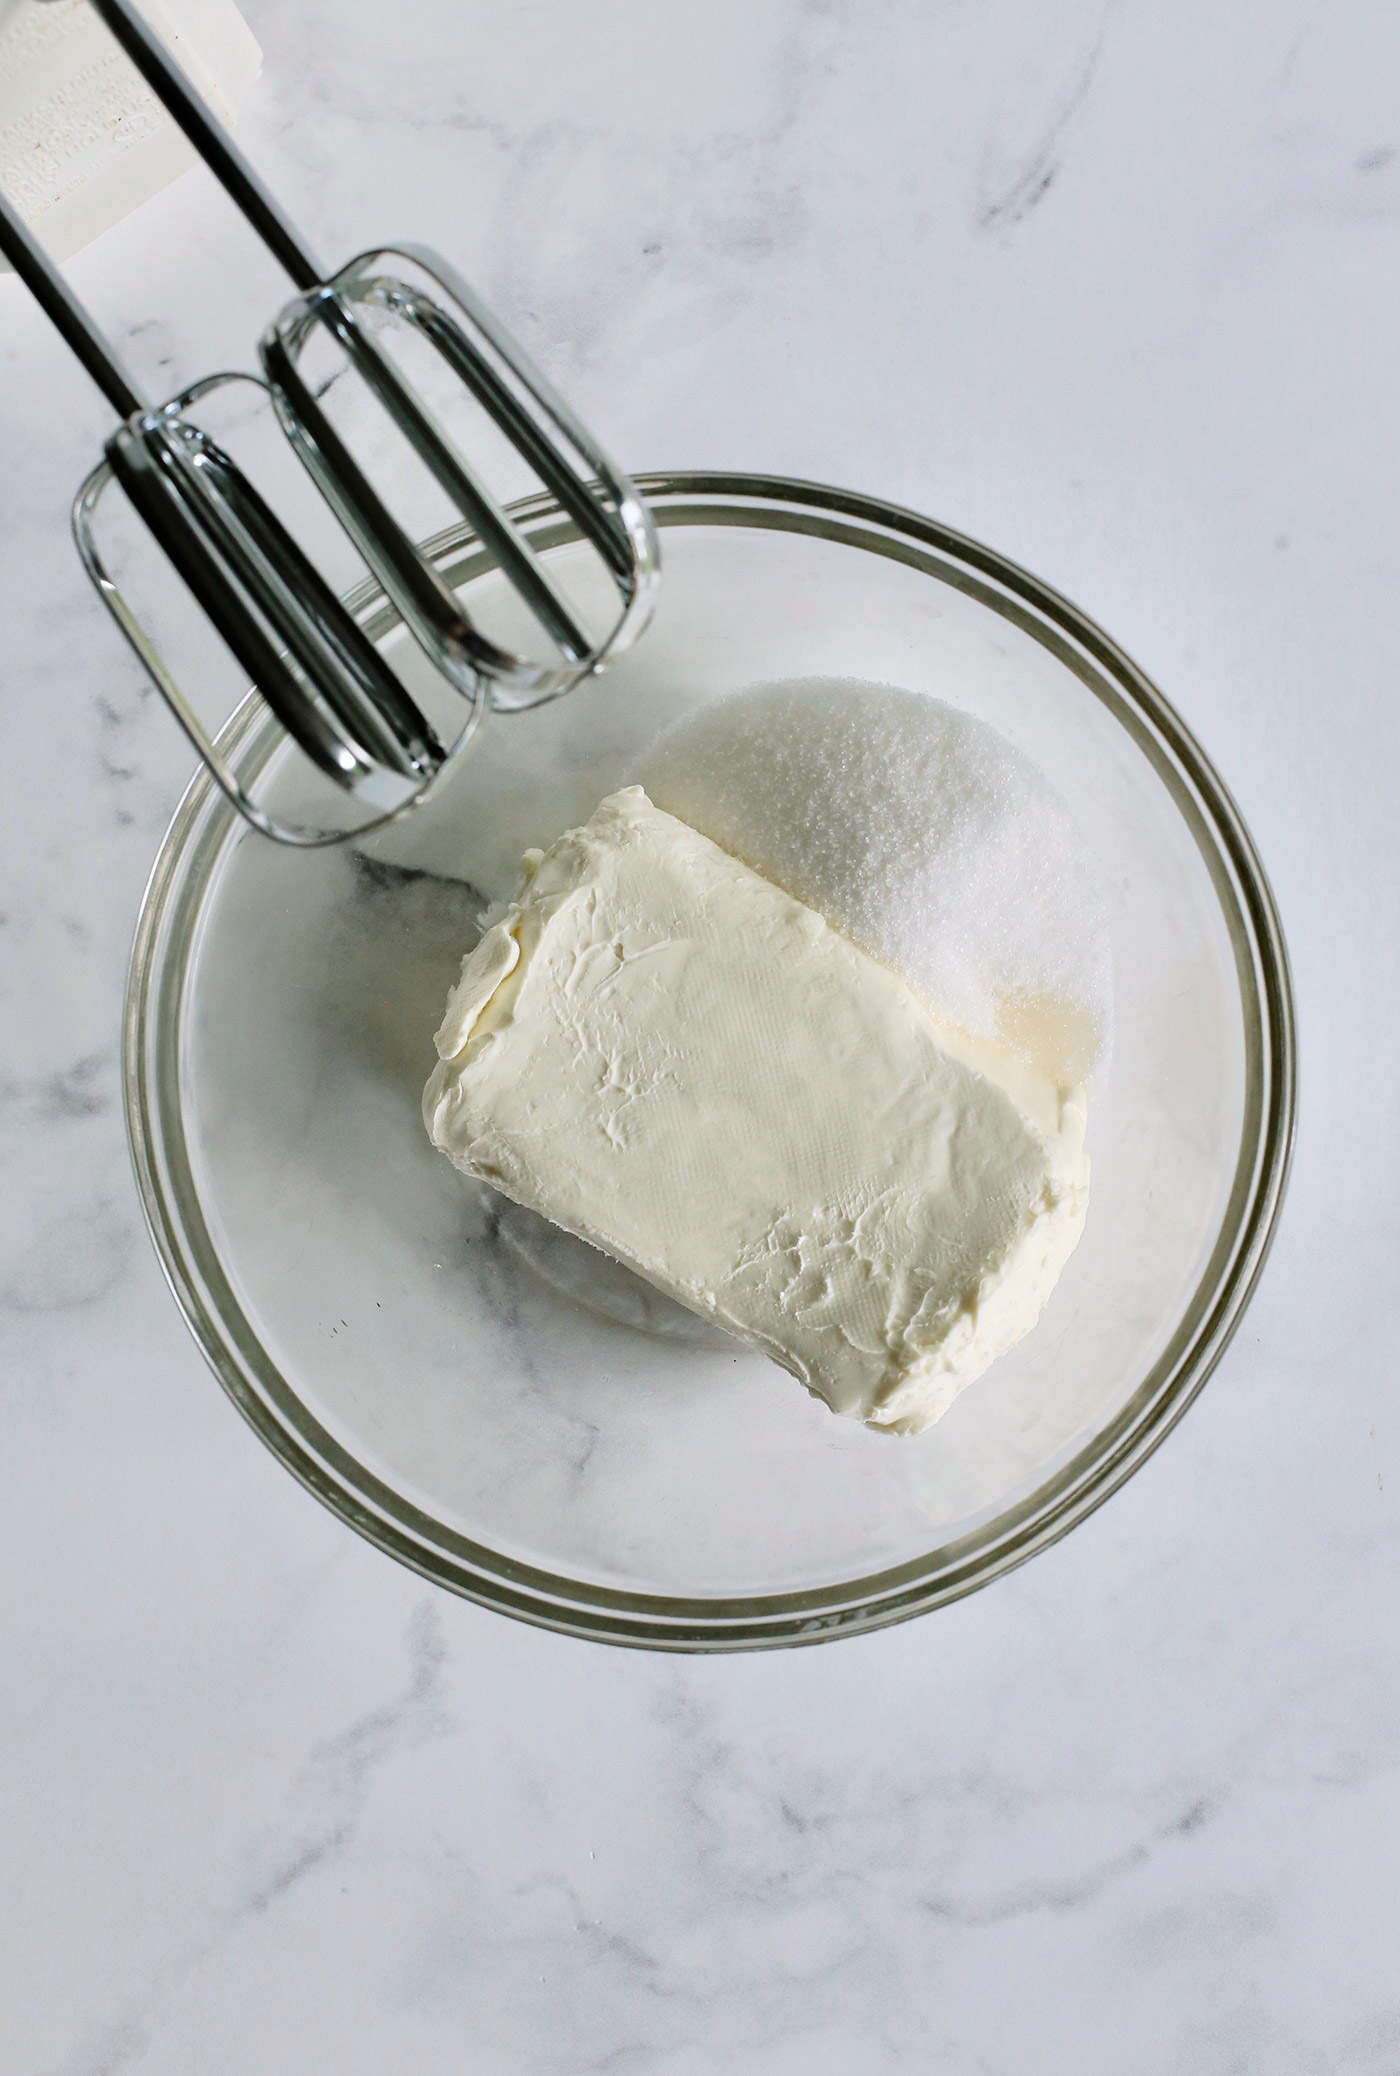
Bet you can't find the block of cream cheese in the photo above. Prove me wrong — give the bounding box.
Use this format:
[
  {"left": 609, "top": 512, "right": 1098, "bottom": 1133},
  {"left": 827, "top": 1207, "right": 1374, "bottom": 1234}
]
[
  {"left": 0, "top": 0, "right": 260, "bottom": 267},
  {"left": 424, "top": 789, "right": 1089, "bottom": 1434}
]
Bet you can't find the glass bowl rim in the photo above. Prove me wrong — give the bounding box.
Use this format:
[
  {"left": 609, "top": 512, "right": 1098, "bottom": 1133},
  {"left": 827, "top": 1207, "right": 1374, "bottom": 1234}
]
[{"left": 123, "top": 470, "right": 1297, "bottom": 1651}]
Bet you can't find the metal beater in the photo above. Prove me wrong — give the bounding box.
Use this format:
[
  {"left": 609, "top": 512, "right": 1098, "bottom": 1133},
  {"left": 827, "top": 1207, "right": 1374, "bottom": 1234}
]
[{"left": 0, "top": 0, "right": 660, "bottom": 841}]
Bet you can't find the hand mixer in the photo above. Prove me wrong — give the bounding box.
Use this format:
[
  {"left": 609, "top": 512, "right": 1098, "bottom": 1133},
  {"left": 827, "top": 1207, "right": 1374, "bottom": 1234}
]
[{"left": 0, "top": 0, "right": 660, "bottom": 842}]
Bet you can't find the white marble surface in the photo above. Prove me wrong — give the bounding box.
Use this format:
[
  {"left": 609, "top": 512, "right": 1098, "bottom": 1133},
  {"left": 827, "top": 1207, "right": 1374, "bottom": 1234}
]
[{"left": 3, "top": 0, "right": 1398, "bottom": 2067}]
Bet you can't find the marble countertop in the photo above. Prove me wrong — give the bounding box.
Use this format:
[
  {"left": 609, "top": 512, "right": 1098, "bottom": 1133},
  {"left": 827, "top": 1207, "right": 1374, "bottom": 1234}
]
[{"left": 3, "top": 1, "right": 1398, "bottom": 2068}]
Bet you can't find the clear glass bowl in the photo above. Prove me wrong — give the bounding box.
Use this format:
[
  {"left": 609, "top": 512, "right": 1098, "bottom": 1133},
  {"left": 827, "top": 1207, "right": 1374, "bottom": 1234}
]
[{"left": 125, "top": 473, "right": 1295, "bottom": 1650}]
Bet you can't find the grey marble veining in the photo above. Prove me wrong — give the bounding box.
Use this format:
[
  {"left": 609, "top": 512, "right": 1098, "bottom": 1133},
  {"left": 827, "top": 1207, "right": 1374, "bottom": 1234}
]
[{"left": 2, "top": 0, "right": 1399, "bottom": 2070}]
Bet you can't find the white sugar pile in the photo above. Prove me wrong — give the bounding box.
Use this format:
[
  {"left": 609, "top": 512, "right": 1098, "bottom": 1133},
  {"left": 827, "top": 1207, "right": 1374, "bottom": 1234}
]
[{"left": 641, "top": 677, "right": 1111, "bottom": 1087}]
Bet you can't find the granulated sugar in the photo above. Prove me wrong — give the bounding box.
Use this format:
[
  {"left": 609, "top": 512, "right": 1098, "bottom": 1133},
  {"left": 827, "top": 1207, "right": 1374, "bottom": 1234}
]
[{"left": 641, "top": 677, "right": 1111, "bottom": 1086}]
